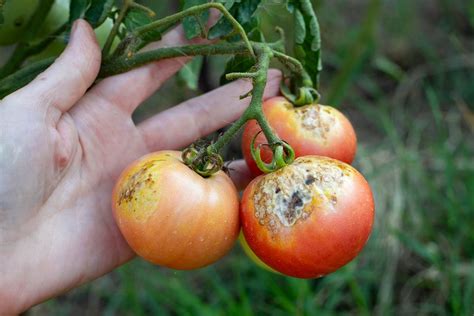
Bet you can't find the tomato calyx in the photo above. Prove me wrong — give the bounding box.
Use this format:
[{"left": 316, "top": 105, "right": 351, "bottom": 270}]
[
  {"left": 280, "top": 81, "right": 321, "bottom": 107},
  {"left": 182, "top": 145, "right": 224, "bottom": 177},
  {"left": 279, "top": 71, "right": 321, "bottom": 107},
  {"left": 250, "top": 131, "right": 295, "bottom": 173}
]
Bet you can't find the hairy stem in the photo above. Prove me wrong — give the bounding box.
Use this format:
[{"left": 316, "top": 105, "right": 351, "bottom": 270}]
[
  {"left": 130, "top": 2, "right": 156, "bottom": 17},
  {"left": 100, "top": 41, "right": 252, "bottom": 77},
  {"left": 102, "top": 0, "right": 133, "bottom": 57},
  {"left": 272, "top": 50, "right": 304, "bottom": 76},
  {"left": 0, "top": 58, "right": 54, "bottom": 99},
  {"left": 134, "top": 2, "right": 255, "bottom": 57},
  {"left": 207, "top": 46, "right": 280, "bottom": 154}
]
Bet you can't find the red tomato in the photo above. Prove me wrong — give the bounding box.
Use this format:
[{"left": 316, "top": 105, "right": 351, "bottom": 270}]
[
  {"left": 242, "top": 97, "right": 357, "bottom": 175},
  {"left": 240, "top": 156, "right": 374, "bottom": 278},
  {"left": 238, "top": 231, "right": 280, "bottom": 274},
  {"left": 112, "top": 151, "right": 240, "bottom": 270}
]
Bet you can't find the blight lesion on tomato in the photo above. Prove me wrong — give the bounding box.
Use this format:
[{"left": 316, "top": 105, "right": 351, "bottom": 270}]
[
  {"left": 251, "top": 157, "right": 350, "bottom": 235},
  {"left": 241, "top": 156, "right": 374, "bottom": 278},
  {"left": 294, "top": 104, "right": 337, "bottom": 142},
  {"left": 112, "top": 151, "right": 240, "bottom": 270},
  {"left": 115, "top": 157, "right": 171, "bottom": 222},
  {"left": 118, "top": 160, "right": 158, "bottom": 205}
]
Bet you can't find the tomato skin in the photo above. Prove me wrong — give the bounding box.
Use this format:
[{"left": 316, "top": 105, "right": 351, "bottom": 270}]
[
  {"left": 242, "top": 96, "right": 357, "bottom": 175},
  {"left": 240, "top": 156, "right": 374, "bottom": 278},
  {"left": 238, "top": 231, "right": 280, "bottom": 274},
  {"left": 112, "top": 151, "right": 240, "bottom": 270}
]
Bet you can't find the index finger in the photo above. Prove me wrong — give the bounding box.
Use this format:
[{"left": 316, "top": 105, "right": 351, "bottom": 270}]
[{"left": 138, "top": 69, "right": 282, "bottom": 152}]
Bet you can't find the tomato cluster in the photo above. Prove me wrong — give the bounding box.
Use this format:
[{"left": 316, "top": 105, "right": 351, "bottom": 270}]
[
  {"left": 239, "top": 98, "right": 373, "bottom": 278},
  {"left": 112, "top": 96, "right": 374, "bottom": 278}
]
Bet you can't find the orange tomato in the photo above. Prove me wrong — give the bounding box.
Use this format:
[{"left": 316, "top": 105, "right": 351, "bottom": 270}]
[
  {"left": 238, "top": 231, "right": 280, "bottom": 274},
  {"left": 112, "top": 151, "right": 240, "bottom": 270},
  {"left": 242, "top": 97, "right": 357, "bottom": 175},
  {"left": 240, "top": 156, "right": 374, "bottom": 278}
]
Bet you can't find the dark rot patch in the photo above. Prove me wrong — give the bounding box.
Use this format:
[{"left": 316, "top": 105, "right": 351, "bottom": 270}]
[
  {"left": 118, "top": 160, "right": 159, "bottom": 205},
  {"left": 305, "top": 175, "right": 316, "bottom": 185},
  {"left": 284, "top": 191, "right": 304, "bottom": 224}
]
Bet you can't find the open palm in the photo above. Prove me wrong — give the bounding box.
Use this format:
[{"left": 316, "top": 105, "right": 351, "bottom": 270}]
[{"left": 0, "top": 20, "right": 280, "bottom": 314}]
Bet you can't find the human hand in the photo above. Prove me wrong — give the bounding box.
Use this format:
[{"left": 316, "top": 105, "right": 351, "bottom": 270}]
[{"left": 0, "top": 20, "right": 281, "bottom": 314}]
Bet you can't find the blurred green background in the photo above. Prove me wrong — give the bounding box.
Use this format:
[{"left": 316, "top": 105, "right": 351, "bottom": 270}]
[{"left": 6, "top": 0, "right": 472, "bottom": 314}]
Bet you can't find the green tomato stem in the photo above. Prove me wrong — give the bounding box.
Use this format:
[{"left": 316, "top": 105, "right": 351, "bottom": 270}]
[
  {"left": 99, "top": 41, "right": 251, "bottom": 77},
  {"left": 207, "top": 46, "right": 281, "bottom": 155},
  {"left": 0, "top": 58, "right": 54, "bottom": 99},
  {"left": 225, "top": 72, "right": 258, "bottom": 80},
  {"left": 102, "top": 0, "right": 133, "bottom": 57},
  {"left": 129, "top": 2, "right": 156, "bottom": 17},
  {"left": 134, "top": 2, "right": 255, "bottom": 58},
  {"left": 272, "top": 50, "right": 304, "bottom": 74}
]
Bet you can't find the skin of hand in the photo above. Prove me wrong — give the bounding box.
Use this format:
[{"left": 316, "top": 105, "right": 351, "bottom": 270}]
[{"left": 0, "top": 19, "right": 281, "bottom": 314}]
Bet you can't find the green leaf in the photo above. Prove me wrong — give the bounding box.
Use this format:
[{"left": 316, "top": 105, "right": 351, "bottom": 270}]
[
  {"left": 123, "top": 7, "right": 161, "bottom": 42},
  {"left": 69, "top": 0, "right": 91, "bottom": 23},
  {"left": 294, "top": 8, "right": 305, "bottom": 44},
  {"left": 208, "top": 0, "right": 261, "bottom": 40},
  {"left": 85, "top": 0, "right": 114, "bottom": 28},
  {"left": 220, "top": 55, "right": 255, "bottom": 85},
  {"left": 177, "top": 56, "right": 203, "bottom": 91},
  {"left": 181, "top": 0, "right": 209, "bottom": 40},
  {"left": 289, "top": 0, "right": 322, "bottom": 88}
]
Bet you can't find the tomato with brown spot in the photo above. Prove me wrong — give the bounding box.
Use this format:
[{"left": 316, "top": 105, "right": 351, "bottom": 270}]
[
  {"left": 242, "top": 96, "right": 357, "bottom": 175},
  {"left": 240, "top": 156, "right": 374, "bottom": 278},
  {"left": 112, "top": 151, "right": 240, "bottom": 270}
]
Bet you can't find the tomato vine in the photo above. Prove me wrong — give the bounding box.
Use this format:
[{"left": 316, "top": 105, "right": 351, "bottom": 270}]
[{"left": 0, "top": 0, "right": 324, "bottom": 176}]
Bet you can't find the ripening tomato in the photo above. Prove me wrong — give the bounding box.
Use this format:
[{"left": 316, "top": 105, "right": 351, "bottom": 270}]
[
  {"left": 112, "top": 151, "right": 240, "bottom": 270},
  {"left": 240, "top": 156, "right": 374, "bottom": 278},
  {"left": 242, "top": 97, "right": 357, "bottom": 175},
  {"left": 238, "top": 231, "right": 279, "bottom": 274}
]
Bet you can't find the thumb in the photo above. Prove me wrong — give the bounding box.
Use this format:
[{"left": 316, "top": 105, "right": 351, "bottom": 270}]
[{"left": 16, "top": 19, "right": 101, "bottom": 112}]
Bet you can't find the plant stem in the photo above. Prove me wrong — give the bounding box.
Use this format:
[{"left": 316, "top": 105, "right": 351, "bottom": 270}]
[
  {"left": 0, "top": 58, "right": 54, "bottom": 99},
  {"left": 208, "top": 46, "right": 280, "bottom": 154},
  {"left": 100, "top": 41, "right": 252, "bottom": 77},
  {"left": 272, "top": 50, "right": 301, "bottom": 73},
  {"left": 134, "top": 2, "right": 255, "bottom": 57},
  {"left": 103, "top": 0, "right": 133, "bottom": 57},
  {"left": 225, "top": 72, "right": 258, "bottom": 80},
  {"left": 130, "top": 2, "right": 156, "bottom": 17},
  {"left": 1, "top": 22, "right": 67, "bottom": 77}
]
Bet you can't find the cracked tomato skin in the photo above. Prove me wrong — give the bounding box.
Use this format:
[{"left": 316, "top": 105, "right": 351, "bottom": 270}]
[
  {"left": 242, "top": 96, "right": 357, "bottom": 175},
  {"left": 240, "top": 156, "right": 374, "bottom": 278},
  {"left": 112, "top": 151, "right": 240, "bottom": 270}
]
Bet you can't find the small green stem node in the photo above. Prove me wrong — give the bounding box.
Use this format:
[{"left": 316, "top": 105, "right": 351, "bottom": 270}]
[
  {"left": 225, "top": 72, "right": 258, "bottom": 81},
  {"left": 249, "top": 132, "right": 295, "bottom": 173}
]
